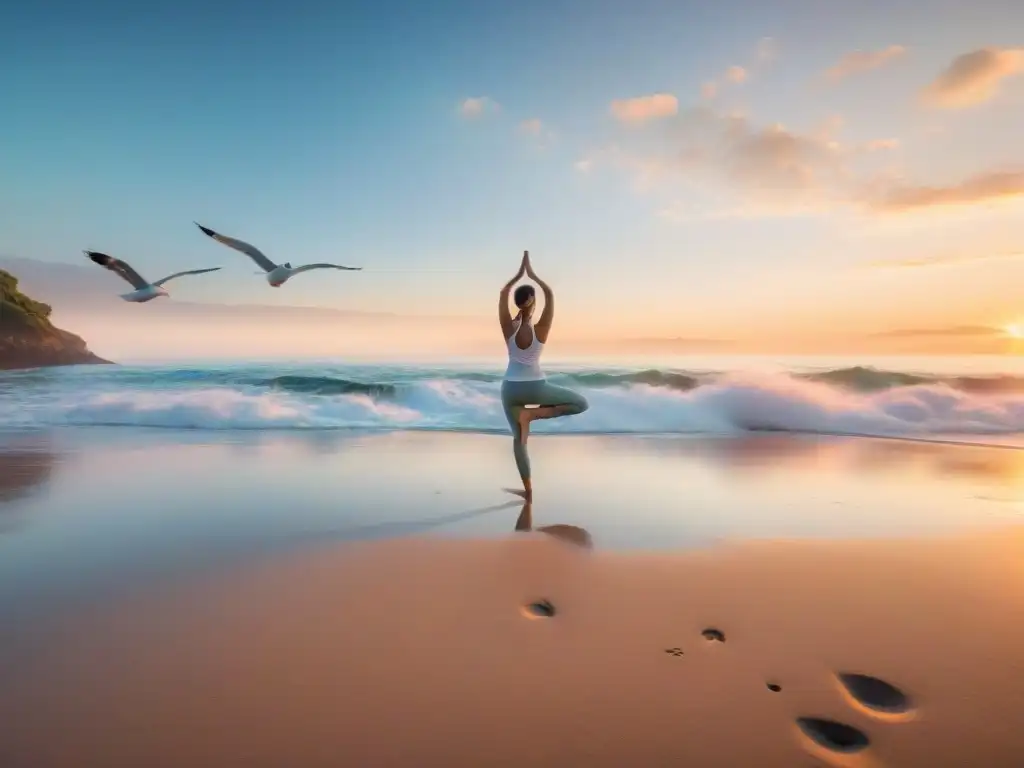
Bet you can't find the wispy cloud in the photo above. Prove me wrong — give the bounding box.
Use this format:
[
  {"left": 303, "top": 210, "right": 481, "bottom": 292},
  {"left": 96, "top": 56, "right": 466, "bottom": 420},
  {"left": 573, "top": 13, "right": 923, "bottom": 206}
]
[
  {"left": 609, "top": 93, "right": 678, "bottom": 123},
  {"left": 868, "top": 325, "right": 998, "bottom": 339},
  {"left": 519, "top": 118, "right": 556, "bottom": 148},
  {"left": 824, "top": 45, "right": 906, "bottom": 82},
  {"left": 863, "top": 138, "right": 899, "bottom": 151},
  {"left": 576, "top": 144, "right": 683, "bottom": 192},
  {"left": 813, "top": 114, "right": 845, "bottom": 140},
  {"left": 599, "top": 107, "right": 851, "bottom": 214},
  {"left": 922, "top": 47, "right": 1024, "bottom": 108},
  {"left": 610, "top": 336, "right": 736, "bottom": 352},
  {"left": 725, "top": 65, "right": 748, "bottom": 83},
  {"left": 866, "top": 169, "right": 1024, "bottom": 213},
  {"left": 594, "top": 88, "right": 1015, "bottom": 219},
  {"left": 458, "top": 96, "right": 499, "bottom": 118},
  {"left": 866, "top": 249, "right": 1024, "bottom": 269},
  {"left": 700, "top": 39, "right": 775, "bottom": 101},
  {"left": 519, "top": 118, "right": 543, "bottom": 136},
  {"left": 702, "top": 61, "right": 753, "bottom": 100}
]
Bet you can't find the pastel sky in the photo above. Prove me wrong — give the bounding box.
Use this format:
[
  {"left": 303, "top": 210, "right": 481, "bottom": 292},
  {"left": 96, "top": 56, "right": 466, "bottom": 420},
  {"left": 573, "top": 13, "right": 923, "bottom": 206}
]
[{"left": 3, "top": 0, "right": 1024, "bottom": 353}]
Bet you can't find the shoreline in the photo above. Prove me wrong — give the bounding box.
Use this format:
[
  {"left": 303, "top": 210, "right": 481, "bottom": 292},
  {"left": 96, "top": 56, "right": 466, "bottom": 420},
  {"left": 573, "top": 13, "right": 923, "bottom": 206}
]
[
  {"left": 4, "top": 421, "right": 1024, "bottom": 449},
  {"left": 2, "top": 426, "right": 1022, "bottom": 615}
]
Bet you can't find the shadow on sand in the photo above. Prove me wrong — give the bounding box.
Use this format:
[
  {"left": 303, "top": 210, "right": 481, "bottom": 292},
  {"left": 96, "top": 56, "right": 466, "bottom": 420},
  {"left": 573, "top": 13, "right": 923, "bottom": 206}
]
[{"left": 280, "top": 496, "right": 593, "bottom": 551}]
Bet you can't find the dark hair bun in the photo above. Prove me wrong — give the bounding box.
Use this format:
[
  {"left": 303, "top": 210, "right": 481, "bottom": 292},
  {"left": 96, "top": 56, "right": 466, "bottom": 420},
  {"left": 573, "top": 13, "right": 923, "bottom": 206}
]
[{"left": 513, "top": 284, "right": 535, "bottom": 308}]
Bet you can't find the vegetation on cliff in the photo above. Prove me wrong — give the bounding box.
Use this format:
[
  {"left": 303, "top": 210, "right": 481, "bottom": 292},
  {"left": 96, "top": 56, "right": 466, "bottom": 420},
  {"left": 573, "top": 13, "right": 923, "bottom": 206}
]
[{"left": 0, "top": 269, "right": 110, "bottom": 370}]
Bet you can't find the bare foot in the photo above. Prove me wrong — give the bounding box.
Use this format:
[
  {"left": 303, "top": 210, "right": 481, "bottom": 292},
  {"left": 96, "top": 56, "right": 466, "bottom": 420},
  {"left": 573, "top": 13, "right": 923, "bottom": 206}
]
[
  {"left": 517, "top": 408, "right": 532, "bottom": 445},
  {"left": 502, "top": 487, "right": 533, "bottom": 502}
]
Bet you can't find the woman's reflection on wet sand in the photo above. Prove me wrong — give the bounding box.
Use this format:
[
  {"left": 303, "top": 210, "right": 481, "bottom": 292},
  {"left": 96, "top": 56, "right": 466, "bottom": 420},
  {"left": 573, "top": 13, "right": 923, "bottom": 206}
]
[{"left": 514, "top": 500, "right": 593, "bottom": 550}]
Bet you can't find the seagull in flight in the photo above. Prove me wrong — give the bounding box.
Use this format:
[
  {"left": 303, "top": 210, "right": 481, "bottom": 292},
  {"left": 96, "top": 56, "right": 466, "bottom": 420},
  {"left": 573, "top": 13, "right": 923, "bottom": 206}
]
[
  {"left": 194, "top": 223, "right": 362, "bottom": 287},
  {"left": 84, "top": 251, "right": 221, "bottom": 303}
]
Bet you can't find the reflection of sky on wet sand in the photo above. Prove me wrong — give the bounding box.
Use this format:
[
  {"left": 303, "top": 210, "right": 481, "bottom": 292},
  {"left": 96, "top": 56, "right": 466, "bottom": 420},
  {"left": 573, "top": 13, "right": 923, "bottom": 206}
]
[
  {"left": 1, "top": 428, "right": 1023, "bottom": 614},
  {"left": 615, "top": 433, "right": 1024, "bottom": 484},
  {"left": 0, "top": 434, "right": 57, "bottom": 535}
]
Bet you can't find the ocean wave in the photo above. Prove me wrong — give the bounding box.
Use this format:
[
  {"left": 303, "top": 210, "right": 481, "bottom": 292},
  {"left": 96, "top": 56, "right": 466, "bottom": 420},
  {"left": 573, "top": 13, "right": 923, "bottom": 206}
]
[
  {"left": 229, "top": 365, "right": 1024, "bottom": 395},
  {"left": 798, "top": 366, "right": 1024, "bottom": 393},
  {"left": 20, "top": 364, "right": 1024, "bottom": 396},
  {"left": 258, "top": 375, "right": 399, "bottom": 398},
  {"left": 9, "top": 366, "right": 1024, "bottom": 438}
]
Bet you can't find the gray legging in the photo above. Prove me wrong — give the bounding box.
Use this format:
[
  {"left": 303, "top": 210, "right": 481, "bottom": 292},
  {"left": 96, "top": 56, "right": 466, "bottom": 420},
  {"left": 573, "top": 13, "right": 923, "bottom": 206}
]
[{"left": 500, "top": 378, "right": 589, "bottom": 481}]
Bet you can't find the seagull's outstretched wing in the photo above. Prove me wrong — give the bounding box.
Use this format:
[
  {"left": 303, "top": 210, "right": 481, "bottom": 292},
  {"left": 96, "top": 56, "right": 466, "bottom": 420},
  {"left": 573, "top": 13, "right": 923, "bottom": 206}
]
[
  {"left": 291, "top": 263, "right": 362, "bottom": 274},
  {"left": 152, "top": 267, "right": 222, "bottom": 287},
  {"left": 194, "top": 223, "right": 277, "bottom": 272},
  {"left": 83, "top": 251, "right": 150, "bottom": 290}
]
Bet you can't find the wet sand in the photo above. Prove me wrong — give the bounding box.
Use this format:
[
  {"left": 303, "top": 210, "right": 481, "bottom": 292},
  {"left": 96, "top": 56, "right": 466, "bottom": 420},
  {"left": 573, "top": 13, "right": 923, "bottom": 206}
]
[
  {"left": 2, "top": 428, "right": 1024, "bottom": 764},
  {"left": 2, "top": 427, "right": 1024, "bottom": 611},
  {"left": 2, "top": 523, "right": 1023, "bottom": 767}
]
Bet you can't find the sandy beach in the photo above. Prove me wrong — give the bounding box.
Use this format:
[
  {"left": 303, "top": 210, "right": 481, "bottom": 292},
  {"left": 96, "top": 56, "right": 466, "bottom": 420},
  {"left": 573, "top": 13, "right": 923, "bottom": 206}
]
[
  {"left": 1, "top": 428, "right": 1023, "bottom": 765},
  {"left": 8, "top": 0, "right": 1024, "bottom": 757},
  {"left": 2, "top": 524, "right": 1023, "bottom": 767}
]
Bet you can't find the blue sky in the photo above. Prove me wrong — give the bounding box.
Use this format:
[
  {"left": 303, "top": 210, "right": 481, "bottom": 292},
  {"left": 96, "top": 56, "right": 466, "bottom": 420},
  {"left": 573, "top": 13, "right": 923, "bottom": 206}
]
[{"left": 3, "top": 0, "right": 1024, "bottom": 346}]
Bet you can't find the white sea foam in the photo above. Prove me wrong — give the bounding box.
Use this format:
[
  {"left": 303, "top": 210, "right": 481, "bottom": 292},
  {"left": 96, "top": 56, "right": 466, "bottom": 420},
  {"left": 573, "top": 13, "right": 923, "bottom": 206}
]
[{"left": 22, "top": 371, "right": 1024, "bottom": 439}]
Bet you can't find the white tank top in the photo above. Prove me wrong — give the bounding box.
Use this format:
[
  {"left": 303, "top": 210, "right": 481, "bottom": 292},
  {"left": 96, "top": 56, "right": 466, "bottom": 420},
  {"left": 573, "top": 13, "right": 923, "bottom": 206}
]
[{"left": 504, "top": 319, "right": 545, "bottom": 381}]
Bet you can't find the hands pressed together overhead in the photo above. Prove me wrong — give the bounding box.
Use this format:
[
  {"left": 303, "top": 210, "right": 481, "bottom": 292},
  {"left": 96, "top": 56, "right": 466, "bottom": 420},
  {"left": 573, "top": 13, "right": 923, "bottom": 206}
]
[{"left": 517, "top": 250, "right": 541, "bottom": 283}]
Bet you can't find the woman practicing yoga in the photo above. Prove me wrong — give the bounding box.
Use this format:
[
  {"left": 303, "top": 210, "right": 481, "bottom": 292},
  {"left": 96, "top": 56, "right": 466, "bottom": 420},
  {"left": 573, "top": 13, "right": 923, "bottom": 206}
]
[{"left": 499, "top": 251, "right": 588, "bottom": 500}]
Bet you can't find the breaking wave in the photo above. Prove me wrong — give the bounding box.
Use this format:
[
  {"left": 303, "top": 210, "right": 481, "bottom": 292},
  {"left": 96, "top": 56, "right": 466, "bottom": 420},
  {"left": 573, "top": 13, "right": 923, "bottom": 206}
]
[{"left": 3, "top": 363, "right": 1024, "bottom": 440}]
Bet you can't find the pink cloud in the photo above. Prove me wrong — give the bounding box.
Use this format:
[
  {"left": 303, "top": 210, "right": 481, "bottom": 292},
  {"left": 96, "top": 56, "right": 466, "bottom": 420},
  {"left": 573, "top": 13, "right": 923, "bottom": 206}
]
[
  {"left": 458, "top": 96, "right": 499, "bottom": 118},
  {"left": 867, "top": 170, "right": 1024, "bottom": 212},
  {"left": 519, "top": 118, "right": 543, "bottom": 136},
  {"left": 609, "top": 93, "right": 678, "bottom": 123},
  {"left": 725, "top": 66, "right": 748, "bottom": 84},
  {"left": 922, "top": 47, "right": 1024, "bottom": 108},
  {"left": 824, "top": 45, "right": 906, "bottom": 82}
]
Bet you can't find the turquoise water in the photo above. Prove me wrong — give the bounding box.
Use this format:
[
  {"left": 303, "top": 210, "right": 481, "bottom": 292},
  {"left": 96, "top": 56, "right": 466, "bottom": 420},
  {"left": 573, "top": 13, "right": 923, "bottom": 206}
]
[{"left": 2, "top": 355, "right": 1024, "bottom": 440}]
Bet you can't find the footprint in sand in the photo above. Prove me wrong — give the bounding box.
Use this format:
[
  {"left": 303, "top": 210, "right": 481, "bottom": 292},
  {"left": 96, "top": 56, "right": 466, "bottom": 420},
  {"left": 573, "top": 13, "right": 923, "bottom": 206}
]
[
  {"left": 521, "top": 599, "right": 556, "bottom": 619},
  {"left": 795, "top": 673, "right": 913, "bottom": 762},
  {"left": 660, "top": 628, "right": 723, "bottom": 661},
  {"left": 796, "top": 717, "right": 871, "bottom": 754},
  {"left": 836, "top": 672, "right": 913, "bottom": 716},
  {"left": 680, "top": 625, "right": 911, "bottom": 760},
  {"left": 542, "top": 607, "right": 910, "bottom": 760}
]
